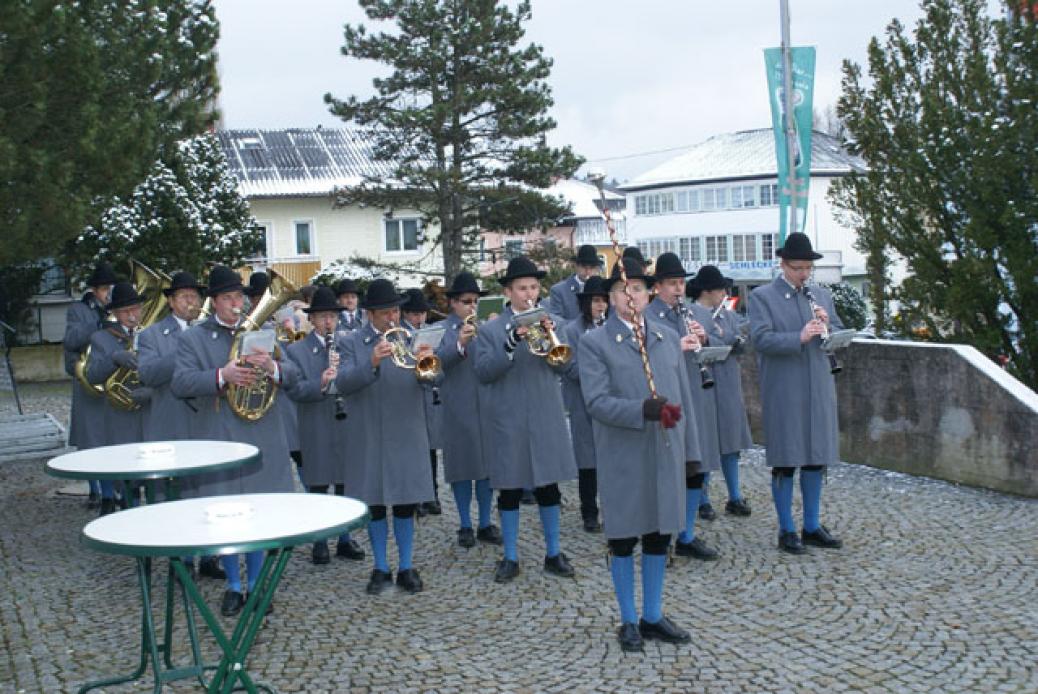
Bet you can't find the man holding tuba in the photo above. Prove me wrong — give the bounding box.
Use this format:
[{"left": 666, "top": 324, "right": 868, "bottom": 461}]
[
  {"left": 473, "top": 256, "right": 578, "bottom": 584},
  {"left": 171, "top": 265, "right": 300, "bottom": 617}
]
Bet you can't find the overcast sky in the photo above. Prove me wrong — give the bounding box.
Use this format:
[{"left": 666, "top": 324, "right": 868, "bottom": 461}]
[{"left": 213, "top": 0, "right": 1003, "bottom": 182}]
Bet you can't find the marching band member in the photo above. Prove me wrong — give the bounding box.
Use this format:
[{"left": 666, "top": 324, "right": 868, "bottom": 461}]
[
  {"left": 622, "top": 246, "right": 650, "bottom": 273},
  {"left": 474, "top": 256, "right": 578, "bottom": 583},
  {"left": 749, "top": 232, "right": 844, "bottom": 554},
  {"left": 63, "top": 261, "right": 117, "bottom": 508},
  {"left": 647, "top": 252, "right": 721, "bottom": 561},
  {"left": 548, "top": 244, "right": 603, "bottom": 321},
  {"left": 401, "top": 288, "right": 444, "bottom": 516},
  {"left": 579, "top": 257, "right": 698, "bottom": 652},
  {"left": 689, "top": 266, "right": 753, "bottom": 517},
  {"left": 560, "top": 275, "right": 610, "bottom": 532},
  {"left": 283, "top": 286, "right": 364, "bottom": 565},
  {"left": 335, "top": 279, "right": 438, "bottom": 595},
  {"left": 434, "top": 272, "right": 501, "bottom": 548},
  {"left": 171, "top": 265, "right": 300, "bottom": 616},
  {"left": 335, "top": 278, "right": 365, "bottom": 333}
]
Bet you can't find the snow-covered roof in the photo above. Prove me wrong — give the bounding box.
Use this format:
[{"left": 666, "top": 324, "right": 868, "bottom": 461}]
[
  {"left": 619, "top": 128, "right": 866, "bottom": 191},
  {"left": 218, "top": 128, "right": 396, "bottom": 198},
  {"left": 548, "top": 178, "right": 623, "bottom": 220}
]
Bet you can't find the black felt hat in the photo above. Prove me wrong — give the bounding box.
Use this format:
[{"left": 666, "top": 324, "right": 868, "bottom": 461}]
[
  {"left": 652, "top": 252, "right": 691, "bottom": 279},
  {"left": 690, "top": 265, "right": 731, "bottom": 293},
  {"left": 400, "top": 288, "right": 433, "bottom": 313},
  {"left": 622, "top": 246, "right": 647, "bottom": 266},
  {"left": 603, "top": 258, "right": 657, "bottom": 292},
  {"left": 245, "top": 271, "right": 270, "bottom": 299},
  {"left": 304, "top": 286, "right": 340, "bottom": 314},
  {"left": 574, "top": 244, "right": 602, "bottom": 267},
  {"left": 106, "top": 282, "right": 144, "bottom": 310},
  {"left": 335, "top": 278, "right": 362, "bottom": 297},
  {"left": 163, "top": 271, "right": 206, "bottom": 297},
  {"left": 776, "top": 232, "right": 823, "bottom": 260},
  {"left": 445, "top": 271, "right": 488, "bottom": 297},
  {"left": 497, "top": 256, "right": 546, "bottom": 285},
  {"left": 206, "top": 265, "right": 246, "bottom": 297},
  {"left": 360, "top": 279, "right": 406, "bottom": 310},
  {"left": 577, "top": 275, "right": 610, "bottom": 298},
  {"left": 86, "top": 262, "right": 118, "bottom": 288}
]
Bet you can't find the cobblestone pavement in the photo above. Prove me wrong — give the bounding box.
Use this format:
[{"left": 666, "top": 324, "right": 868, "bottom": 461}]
[{"left": 1, "top": 384, "right": 1037, "bottom": 693}]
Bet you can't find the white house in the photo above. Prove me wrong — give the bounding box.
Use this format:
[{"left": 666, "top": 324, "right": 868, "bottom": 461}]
[
  {"left": 619, "top": 128, "right": 878, "bottom": 303},
  {"left": 218, "top": 128, "right": 443, "bottom": 287}
]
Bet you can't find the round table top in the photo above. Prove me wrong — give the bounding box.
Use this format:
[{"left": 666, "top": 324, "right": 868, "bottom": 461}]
[
  {"left": 46, "top": 441, "right": 260, "bottom": 481},
  {"left": 82, "top": 494, "right": 369, "bottom": 557}
]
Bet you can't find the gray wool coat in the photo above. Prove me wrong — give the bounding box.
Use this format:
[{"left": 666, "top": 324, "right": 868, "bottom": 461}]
[
  {"left": 85, "top": 326, "right": 145, "bottom": 446},
  {"left": 579, "top": 314, "right": 700, "bottom": 539},
  {"left": 334, "top": 323, "right": 436, "bottom": 507},
  {"left": 748, "top": 277, "right": 842, "bottom": 468},
  {"left": 64, "top": 296, "right": 108, "bottom": 449},
  {"left": 696, "top": 303, "right": 753, "bottom": 455},
  {"left": 560, "top": 317, "right": 601, "bottom": 471},
  {"left": 473, "top": 304, "right": 577, "bottom": 490},
  {"left": 170, "top": 316, "right": 299, "bottom": 495},
  {"left": 138, "top": 314, "right": 198, "bottom": 442},
  {"left": 434, "top": 314, "right": 491, "bottom": 483},
  {"left": 547, "top": 275, "right": 582, "bottom": 322},
  {"left": 336, "top": 309, "right": 364, "bottom": 334},
  {"left": 647, "top": 297, "right": 721, "bottom": 473},
  {"left": 403, "top": 319, "right": 443, "bottom": 451},
  {"left": 283, "top": 331, "right": 346, "bottom": 487}
]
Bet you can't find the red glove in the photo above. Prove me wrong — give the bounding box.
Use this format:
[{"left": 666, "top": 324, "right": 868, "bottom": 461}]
[{"left": 659, "top": 402, "right": 682, "bottom": 429}]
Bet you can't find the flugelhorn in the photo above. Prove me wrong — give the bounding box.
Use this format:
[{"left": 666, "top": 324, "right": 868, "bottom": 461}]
[
  {"left": 518, "top": 299, "right": 571, "bottom": 366},
  {"left": 383, "top": 321, "right": 441, "bottom": 382}
]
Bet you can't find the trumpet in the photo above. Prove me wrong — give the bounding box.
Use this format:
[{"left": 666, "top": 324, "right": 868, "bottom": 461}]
[
  {"left": 517, "top": 299, "right": 572, "bottom": 366},
  {"left": 803, "top": 287, "right": 841, "bottom": 375},
  {"left": 325, "top": 333, "right": 347, "bottom": 420},
  {"left": 463, "top": 308, "right": 479, "bottom": 335},
  {"left": 383, "top": 321, "right": 442, "bottom": 382},
  {"left": 677, "top": 299, "right": 715, "bottom": 389}
]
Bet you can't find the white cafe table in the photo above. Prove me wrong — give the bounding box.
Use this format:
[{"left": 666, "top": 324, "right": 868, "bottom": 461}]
[{"left": 77, "top": 493, "right": 368, "bottom": 694}]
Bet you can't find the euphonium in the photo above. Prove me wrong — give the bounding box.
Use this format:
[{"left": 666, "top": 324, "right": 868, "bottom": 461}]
[
  {"left": 105, "top": 261, "right": 172, "bottom": 411},
  {"left": 521, "top": 299, "right": 572, "bottom": 366},
  {"left": 383, "top": 322, "right": 442, "bottom": 382},
  {"left": 226, "top": 269, "right": 298, "bottom": 421},
  {"left": 76, "top": 342, "right": 108, "bottom": 397}
]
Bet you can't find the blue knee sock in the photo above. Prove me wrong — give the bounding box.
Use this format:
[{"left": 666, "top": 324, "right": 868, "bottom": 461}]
[
  {"left": 772, "top": 474, "right": 796, "bottom": 533},
  {"left": 452, "top": 480, "right": 473, "bottom": 529},
  {"left": 610, "top": 554, "right": 638, "bottom": 624},
  {"left": 338, "top": 531, "right": 352, "bottom": 545},
  {"left": 368, "top": 518, "right": 389, "bottom": 572},
  {"left": 800, "top": 468, "right": 823, "bottom": 533},
  {"left": 700, "top": 472, "right": 711, "bottom": 507},
  {"left": 679, "top": 487, "right": 702, "bottom": 543},
  {"left": 89, "top": 479, "right": 101, "bottom": 496},
  {"left": 475, "top": 479, "right": 493, "bottom": 529},
  {"left": 500, "top": 508, "right": 519, "bottom": 562},
  {"left": 99, "top": 480, "right": 115, "bottom": 500},
  {"left": 220, "top": 555, "right": 242, "bottom": 593},
  {"left": 393, "top": 515, "right": 415, "bottom": 570},
  {"left": 538, "top": 504, "right": 561, "bottom": 558},
  {"left": 245, "top": 551, "right": 264, "bottom": 592},
  {"left": 721, "top": 452, "right": 742, "bottom": 502},
  {"left": 641, "top": 553, "right": 667, "bottom": 624}
]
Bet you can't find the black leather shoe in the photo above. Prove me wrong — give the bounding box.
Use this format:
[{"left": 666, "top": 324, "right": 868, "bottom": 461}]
[
  {"left": 778, "top": 531, "right": 807, "bottom": 555},
  {"left": 98, "top": 498, "right": 117, "bottom": 516},
  {"left": 674, "top": 537, "right": 719, "bottom": 561},
  {"left": 639, "top": 616, "right": 691, "bottom": 644},
  {"left": 396, "top": 568, "right": 424, "bottom": 593},
  {"left": 802, "top": 526, "right": 843, "bottom": 549},
  {"left": 311, "top": 540, "right": 330, "bottom": 565},
  {"left": 698, "top": 504, "right": 717, "bottom": 521},
  {"left": 198, "top": 556, "right": 227, "bottom": 580},
  {"left": 583, "top": 516, "right": 602, "bottom": 533},
  {"left": 335, "top": 539, "right": 365, "bottom": 560},
  {"left": 423, "top": 500, "right": 442, "bottom": 516},
  {"left": 543, "top": 552, "right": 575, "bottom": 578},
  {"left": 366, "top": 569, "right": 393, "bottom": 595},
  {"left": 494, "top": 559, "right": 520, "bottom": 583},
  {"left": 457, "top": 527, "right": 476, "bottom": 548},
  {"left": 476, "top": 524, "right": 503, "bottom": 545},
  {"left": 520, "top": 489, "right": 536, "bottom": 505},
  {"left": 617, "top": 622, "right": 644, "bottom": 652},
  {"left": 220, "top": 590, "right": 244, "bottom": 617},
  {"left": 725, "top": 499, "right": 752, "bottom": 517},
  {"left": 87, "top": 491, "right": 100, "bottom": 510}
]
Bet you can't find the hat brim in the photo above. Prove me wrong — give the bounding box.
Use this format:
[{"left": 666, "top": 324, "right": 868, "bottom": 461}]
[
  {"left": 498, "top": 270, "right": 547, "bottom": 286},
  {"left": 776, "top": 249, "right": 824, "bottom": 261}
]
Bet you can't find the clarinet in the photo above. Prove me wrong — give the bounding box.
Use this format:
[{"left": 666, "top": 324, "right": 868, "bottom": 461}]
[
  {"left": 713, "top": 296, "right": 745, "bottom": 351},
  {"left": 803, "top": 287, "right": 842, "bottom": 375},
  {"left": 677, "top": 299, "right": 714, "bottom": 389},
  {"left": 326, "top": 333, "right": 347, "bottom": 420}
]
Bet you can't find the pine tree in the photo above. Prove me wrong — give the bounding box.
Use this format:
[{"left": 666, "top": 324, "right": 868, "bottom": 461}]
[
  {"left": 830, "top": 0, "right": 1038, "bottom": 388},
  {"left": 324, "top": 0, "right": 583, "bottom": 283},
  {"left": 72, "top": 134, "right": 261, "bottom": 278}
]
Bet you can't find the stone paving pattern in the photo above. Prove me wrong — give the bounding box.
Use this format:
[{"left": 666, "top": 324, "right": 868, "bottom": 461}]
[{"left": 1, "top": 383, "right": 1036, "bottom": 693}]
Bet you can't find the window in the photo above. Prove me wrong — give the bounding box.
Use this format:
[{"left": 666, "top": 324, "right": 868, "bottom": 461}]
[
  {"left": 705, "top": 235, "right": 729, "bottom": 262},
  {"left": 730, "top": 187, "right": 742, "bottom": 208},
  {"left": 679, "top": 237, "right": 702, "bottom": 263},
  {"left": 688, "top": 189, "right": 700, "bottom": 212},
  {"left": 252, "top": 223, "right": 270, "bottom": 259},
  {"left": 294, "top": 221, "right": 313, "bottom": 255},
  {"left": 504, "top": 239, "right": 523, "bottom": 260},
  {"left": 732, "top": 235, "right": 758, "bottom": 261},
  {"left": 702, "top": 189, "right": 715, "bottom": 212},
  {"left": 760, "top": 183, "right": 780, "bottom": 207},
  {"left": 385, "top": 218, "right": 420, "bottom": 252},
  {"left": 740, "top": 185, "right": 756, "bottom": 208},
  {"left": 761, "top": 233, "right": 777, "bottom": 259},
  {"left": 676, "top": 191, "right": 688, "bottom": 212},
  {"left": 635, "top": 196, "right": 647, "bottom": 215},
  {"left": 714, "top": 187, "right": 727, "bottom": 209},
  {"left": 660, "top": 193, "right": 674, "bottom": 214}
]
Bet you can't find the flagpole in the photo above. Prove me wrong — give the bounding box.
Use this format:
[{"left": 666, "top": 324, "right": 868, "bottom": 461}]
[{"left": 780, "top": 0, "right": 797, "bottom": 242}]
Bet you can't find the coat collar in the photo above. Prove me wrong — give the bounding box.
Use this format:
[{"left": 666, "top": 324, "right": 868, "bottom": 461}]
[{"left": 605, "top": 312, "right": 665, "bottom": 354}]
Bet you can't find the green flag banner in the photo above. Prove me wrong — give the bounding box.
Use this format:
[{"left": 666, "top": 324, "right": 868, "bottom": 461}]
[{"left": 764, "top": 46, "right": 815, "bottom": 243}]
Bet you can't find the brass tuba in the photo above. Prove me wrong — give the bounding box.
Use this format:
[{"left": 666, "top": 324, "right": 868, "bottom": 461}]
[
  {"left": 76, "top": 343, "right": 107, "bottom": 397},
  {"left": 227, "top": 269, "right": 298, "bottom": 421},
  {"left": 105, "top": 261, "right": 172, "bottom": 411}
]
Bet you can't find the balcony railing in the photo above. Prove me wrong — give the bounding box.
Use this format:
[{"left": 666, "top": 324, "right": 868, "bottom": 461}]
[{"left": 574, "top": 218, "right": 627, "bottom": 245}]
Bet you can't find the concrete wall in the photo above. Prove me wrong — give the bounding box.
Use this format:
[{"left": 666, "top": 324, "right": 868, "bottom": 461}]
[
  {"left": 740, "top": 339, "right": 1038, "bottom": 498},
  {"left": 9, "top": 344, "right": 68, "bottom": 383}
]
